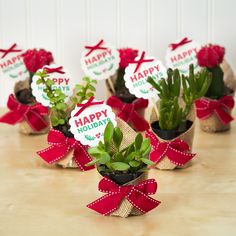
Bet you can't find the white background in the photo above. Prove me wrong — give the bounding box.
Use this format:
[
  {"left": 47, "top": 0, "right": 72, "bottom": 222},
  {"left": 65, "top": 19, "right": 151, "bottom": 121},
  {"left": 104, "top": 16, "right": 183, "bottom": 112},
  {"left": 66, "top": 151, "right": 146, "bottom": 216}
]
[{"left": 0, "top": 0, "right": 235, "bottom": 106}]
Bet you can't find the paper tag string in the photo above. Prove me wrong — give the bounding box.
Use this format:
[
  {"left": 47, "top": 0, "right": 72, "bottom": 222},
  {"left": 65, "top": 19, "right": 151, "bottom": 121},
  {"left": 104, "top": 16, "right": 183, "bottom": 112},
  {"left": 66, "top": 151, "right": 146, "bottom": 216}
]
[
  {"left": 85, "top": 39, "right": 107, "bottom": 57},
  {"left": 0, "top": 43, "right": 22, "bottom": 59}
]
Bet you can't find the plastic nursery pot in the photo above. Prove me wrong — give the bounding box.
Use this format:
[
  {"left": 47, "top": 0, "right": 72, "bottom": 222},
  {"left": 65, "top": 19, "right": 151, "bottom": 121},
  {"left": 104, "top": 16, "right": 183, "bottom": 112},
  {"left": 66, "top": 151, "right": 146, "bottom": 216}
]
[
  {"left": 99, "top": 168, "right": 143, "bottom": 186},
  {"left": 151, "top": 120, "right": 193, "bottom": 141},
  {"left": 98, "top": 168, "right": 148, "bottom": 218},
  {"left": 150, "top": 120, "right": 195, "bottom": 170}
]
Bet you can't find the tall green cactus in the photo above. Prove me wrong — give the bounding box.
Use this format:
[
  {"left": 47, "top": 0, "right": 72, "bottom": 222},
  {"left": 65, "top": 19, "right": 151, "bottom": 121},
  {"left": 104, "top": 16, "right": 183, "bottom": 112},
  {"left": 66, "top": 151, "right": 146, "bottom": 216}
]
[
  {"left": 205, "top": 65, "right": 224, "bottom": 99},
  {"left": 147, "top": 64, "right": 212, "bottom": 130}
]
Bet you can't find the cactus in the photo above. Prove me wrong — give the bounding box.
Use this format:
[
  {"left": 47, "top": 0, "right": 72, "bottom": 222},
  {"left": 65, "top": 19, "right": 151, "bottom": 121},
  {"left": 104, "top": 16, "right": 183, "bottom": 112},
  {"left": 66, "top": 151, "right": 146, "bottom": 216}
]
[
  {"left": 147, "top": 64, "right": 212, "bottom": 130},
  {"left": 205, "top": 66, "right": 224, "bottom": 99}
]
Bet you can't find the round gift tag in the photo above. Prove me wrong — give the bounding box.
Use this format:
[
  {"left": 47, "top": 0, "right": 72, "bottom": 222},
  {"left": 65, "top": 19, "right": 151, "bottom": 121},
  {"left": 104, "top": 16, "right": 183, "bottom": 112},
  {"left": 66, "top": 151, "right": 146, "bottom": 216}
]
[
  {"left": 0, "top": 43, "right": 28, "bottom": 82},
  {"left": 69, "top": 97, "right": 117, "bottom": 146},
  {"left": 124, "top": 52, "right": 167, "bottom": 99},
  {"left": 80, "top": 39, "right": 120, "bottom": 80},
  {"left": 31, "top": 64, "right": 74, "bottom": 107},
  {"left": 165, "top": 37, "right": 201, "bottom": 75}
]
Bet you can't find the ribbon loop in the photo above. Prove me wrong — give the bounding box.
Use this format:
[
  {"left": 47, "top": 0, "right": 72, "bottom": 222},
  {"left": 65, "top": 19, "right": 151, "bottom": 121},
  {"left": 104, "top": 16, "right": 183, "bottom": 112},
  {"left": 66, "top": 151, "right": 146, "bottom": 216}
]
[
  {"left": 44, "top": 66, "right": 65, "bottom": 74},
  {"left": 85, "top": 39, "right": 107, "bottom": 57},
  {"left": 129, "top": 51, "right": 154, "bottom": 73},
  {"left": 107, "top": 96, "right": 149, "bottom": 131},
  {"left": 169, "top": 37, "right": 192, "bottom": 51},
  {"left": 195, "top": 96, "right": 234, "bottom": 125},
  {"left": 37, "top": 129, "right": 94, "bottom": 171},
  {"left": 0, "top": 43, "right": 22, "bottom": 58},
  {"left": 87, "top": 177, "right": 160, "bottom": 216},
  {"left": 0, "top": 94, "right": 49, "bottom": 131},
  {"left": 74, "top": 96, "right": 104, "bottom": 117},
  {"left": 145, "top": 130, "right": 195, "bottom": 166}
]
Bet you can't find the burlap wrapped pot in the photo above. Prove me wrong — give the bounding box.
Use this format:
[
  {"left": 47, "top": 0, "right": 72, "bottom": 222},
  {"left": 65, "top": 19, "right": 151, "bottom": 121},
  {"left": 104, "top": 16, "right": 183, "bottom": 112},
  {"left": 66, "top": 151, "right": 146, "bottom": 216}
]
[
  {"left": 149, "top": 105, "right": 195, "bottom": 170},
  {"left": 15, "top": 78, "right": 50, "bottom": 135},
  {"left": 111, "top": 172, "right": 148, "bottom": 218},
  {"left": 56, "top": 150, "right": 78, "bottom": 168},
  {"left": 97, "top": 117, "right": 149, "bottom": 217},
  {"left": 198, "top": 94, "right": 234, "bottom": 133}
]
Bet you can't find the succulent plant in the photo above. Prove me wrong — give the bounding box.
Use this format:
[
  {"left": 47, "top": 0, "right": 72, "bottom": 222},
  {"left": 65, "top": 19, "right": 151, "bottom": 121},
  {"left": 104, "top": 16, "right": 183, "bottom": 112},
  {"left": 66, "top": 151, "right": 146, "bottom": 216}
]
[
  {"left": 35, "top": 70, "right": 96, "bottom": 127},
  {"left": 86, "top": 122, "right": 154, "bottom": 172},
  {"left": 147, "top": 64, "right": 212, "bottom": 130}
]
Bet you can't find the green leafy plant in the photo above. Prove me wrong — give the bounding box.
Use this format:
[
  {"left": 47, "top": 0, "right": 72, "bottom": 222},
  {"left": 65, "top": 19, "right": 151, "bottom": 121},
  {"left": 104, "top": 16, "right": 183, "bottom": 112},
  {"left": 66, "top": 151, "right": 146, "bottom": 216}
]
[
  {"left": 147, "top": 64, "right": 212, "bottom": 130},
  {"left": 86, "top": 122, "right": 154, "bottom": 172},
  {"left": 35, "top": 70, "right": 96, "bottom": 127}
]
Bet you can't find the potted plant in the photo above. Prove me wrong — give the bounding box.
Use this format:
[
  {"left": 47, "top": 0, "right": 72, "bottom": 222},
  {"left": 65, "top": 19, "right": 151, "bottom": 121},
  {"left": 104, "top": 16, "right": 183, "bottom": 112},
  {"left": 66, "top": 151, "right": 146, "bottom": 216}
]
[
  {"left": 195, "top": 44, "right": 235, "bottom": 132},
  {"left": 86, "top": 121, "right": 160, "bottom": 217},
  {"left": 36, "top": 69, "right": 96, "bottom": 170},
  {"left": 106, "top": 48, "right": 149, "bottom": 132},
  {"left": 146, "top": 64, "right": 212, "bottom": 170},
  {"left": 0, "top": 49, "right": 53, "bottom": 134}
]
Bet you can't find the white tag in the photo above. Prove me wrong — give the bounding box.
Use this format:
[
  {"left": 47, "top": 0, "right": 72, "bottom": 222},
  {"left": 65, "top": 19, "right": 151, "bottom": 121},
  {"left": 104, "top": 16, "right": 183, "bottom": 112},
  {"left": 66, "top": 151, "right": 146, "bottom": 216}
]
[
  {"left": 31, "top": 64, "right": 74, "bottom": 107},
  {"left": 80, "top": 42, "right": 120, "bottom": 80},
  {"left": 124, "top": 56, "right": 167, "bottom": 99},
  {"left": 165, "top": 38, "right": 201, "bottom": 75},
  {"left": 0, "top": 45, "right": 28, "bottom": 82},
  {"left": 69, "top": 100, "right": 117, "bottom": 146}
]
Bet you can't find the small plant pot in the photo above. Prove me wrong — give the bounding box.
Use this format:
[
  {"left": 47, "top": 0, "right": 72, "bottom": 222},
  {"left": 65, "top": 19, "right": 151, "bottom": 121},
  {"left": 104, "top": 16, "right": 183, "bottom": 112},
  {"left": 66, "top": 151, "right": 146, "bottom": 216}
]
[
  {"left": 197, "top": 92, "right": 234, "bottom": 133},
  {"left": 149, "top": 107, "right": 195, "bottom": 170},
  {"left": 99, "top": 171, "right": 148, "bottom": 217},
  {"left": 14, "top": 79, "right": 50, "bottom": 135}
]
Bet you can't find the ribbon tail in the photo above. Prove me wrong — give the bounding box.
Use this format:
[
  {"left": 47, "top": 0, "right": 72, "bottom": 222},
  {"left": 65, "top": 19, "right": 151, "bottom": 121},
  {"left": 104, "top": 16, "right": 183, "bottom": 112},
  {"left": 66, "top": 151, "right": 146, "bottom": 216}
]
[
  {"left": 87, "top": 193, "right": 123, "bottom": 216},
  {"left": 73, "top": 145, "right": 95, "bottom": 171},
  {"left": 215, "top": 108, "right": 234, "bottom": 124},
  {"left": 167, "top": 149, "right": 195, "bottom": 166},
  {"left": 127, "top": 189, "right": 161, "bottom": 213},
  {"left": 26, "top": 110, "right": 49, "bottom": 131},
  {"left": 0, "top": 111, "right": 23, "bottom": 125},
  {"left": 129, "top": 112, "right": 149, "bottom": 131},
  {"left": 37, "top": 145, "right": 69, "bottom": 164}
]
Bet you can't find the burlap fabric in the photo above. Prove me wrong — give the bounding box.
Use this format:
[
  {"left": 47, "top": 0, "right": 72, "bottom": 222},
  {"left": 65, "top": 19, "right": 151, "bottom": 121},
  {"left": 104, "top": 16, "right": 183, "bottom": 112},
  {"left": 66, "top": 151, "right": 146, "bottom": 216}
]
[
  {"left": 149, "top": 104, "right": 195, "bottom": 170},
  {"left": 221, "top": 60, "right": 236, "bottom": 94},
  {"left": 56, "top": 150, "right": 78, "bottom": 168},
  {"left": 111, "top": 172, "right": 148, "bottom": 218},
  {"left": 198, "top": 93, "right": 234, "bottom": 133}
]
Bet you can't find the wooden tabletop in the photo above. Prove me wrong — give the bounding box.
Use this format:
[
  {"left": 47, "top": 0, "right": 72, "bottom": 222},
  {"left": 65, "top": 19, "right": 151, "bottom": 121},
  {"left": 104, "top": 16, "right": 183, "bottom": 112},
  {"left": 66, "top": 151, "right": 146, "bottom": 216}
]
[{"left": 0, "top": 108, "right": 236, "bottom": 236}]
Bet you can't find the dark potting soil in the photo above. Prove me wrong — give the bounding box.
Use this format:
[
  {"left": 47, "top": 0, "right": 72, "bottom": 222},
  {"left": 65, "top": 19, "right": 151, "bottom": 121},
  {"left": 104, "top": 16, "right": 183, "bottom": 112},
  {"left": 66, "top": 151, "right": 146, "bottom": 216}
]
[
  {"left": 54, "top": 123, "right": 74, "bottom": 138},
  {"left": 115, "top": 87, "right": 137, "bottom": 104},
  {"left": 151, "top": 120, "right": 193, "bottom": 140},
  {"left": 99, "top": 169, "right": 143, "bottom": 185},
  {"left": 15, "top": 88, "right": 36, "bottom": 105}
]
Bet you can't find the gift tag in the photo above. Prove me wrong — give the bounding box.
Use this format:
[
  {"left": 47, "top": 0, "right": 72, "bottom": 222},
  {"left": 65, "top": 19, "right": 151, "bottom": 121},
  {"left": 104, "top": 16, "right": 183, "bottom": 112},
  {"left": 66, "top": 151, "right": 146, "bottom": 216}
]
[
  {"left": 0, "top": 43, "right": 28, "bottom": 81},
  {"left": 165, "top": 37, "right": 201, "bottom": 75},
  {"left": 69, "top": 97, "right": 117, "bottom": 146},
  {"left": 124, "top": 52, "right": 167, "bottom": 99},
  {"left": 31, "top": 64, "right": 74, "bottom": 107},
  {"left": 80, "top": 39, "right": 120, "bottom": 80}
]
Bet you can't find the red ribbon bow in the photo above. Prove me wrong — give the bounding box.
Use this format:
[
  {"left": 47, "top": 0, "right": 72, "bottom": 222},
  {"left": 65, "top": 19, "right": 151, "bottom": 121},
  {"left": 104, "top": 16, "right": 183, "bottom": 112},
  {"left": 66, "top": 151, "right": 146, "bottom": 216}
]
[
  {"left": 74, "top": 96, "right": 104, "bottom": 117},
  {"left": 107, "top": 96, "right": 149, "bottom": 131},
  {"left": 85, "top": 39, "right": 107, "bottom": 57},
  {"left": 195, "top": 96, "right": 234, "bottom": 125},
  {"left": 87, "top": 177, "right": 160, "bottom": 216},
  {"left": 44, "top": 66, "right": 65, "bottom": 74},
  {"left": 0, "top": 94, "right": 49, "bottom": 131},
  {"left": 145, "top": 130, "right": 195, "bottom": 166},
  {"left": 169, "top": 37, "right": 192, "bottom": 51},
  {"left": 37, "top": 129, "right": 94, "bottom": 171},
  {"left": 0, "top": 43, "right": 22, "bottom": 59},
  {"left": 130, "top": 51, "right": 154, "bottom": 73}
]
